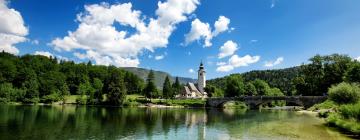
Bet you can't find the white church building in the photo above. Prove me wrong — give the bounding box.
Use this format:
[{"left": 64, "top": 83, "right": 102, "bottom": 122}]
[{"left": 178, "top": 62, "right": 207, "bottom": 98}]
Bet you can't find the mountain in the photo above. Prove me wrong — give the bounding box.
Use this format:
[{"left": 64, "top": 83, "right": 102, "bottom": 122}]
[{"left": 121, "top": 67, "right": 196, "bottom": 88}]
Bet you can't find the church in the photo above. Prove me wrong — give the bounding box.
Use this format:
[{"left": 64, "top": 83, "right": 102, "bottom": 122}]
[{"left": 178, "top": 62, "right": 208, "bottom": 98}]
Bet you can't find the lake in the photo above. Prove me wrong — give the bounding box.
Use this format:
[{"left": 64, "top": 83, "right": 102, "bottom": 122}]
[{"left": 0, "top": 105, "right": 352, "bottom": 140}]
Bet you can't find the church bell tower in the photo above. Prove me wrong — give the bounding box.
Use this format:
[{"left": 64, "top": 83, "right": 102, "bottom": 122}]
[{"left": 198, "top": 61, "right": 206, "bottom": 94}]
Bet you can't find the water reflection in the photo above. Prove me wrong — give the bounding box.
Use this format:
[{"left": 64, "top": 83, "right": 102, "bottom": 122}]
[{"left": 0, "top": 105, "right": 350, "bottom": 140}]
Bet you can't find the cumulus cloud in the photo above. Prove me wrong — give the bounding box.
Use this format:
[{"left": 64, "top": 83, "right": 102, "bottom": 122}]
[
  {"left": 188, "top": 68, "right": 194, "bottom": 73},
  {"left": 34, "top": 51, "right": 53, "bottom": 58},
  {"left": 213, "top": 16, "right": 230, "bottom": 36},
  {"left": 184, "top": 19, "right": 212, "bottom": 46},
  {"left": 155, "top": 55, "right": 164, "bottom": 60},
  {"left": 218, "top": 40, "right": 238, "bottom": 59},
  {"left": 264, "top": 57, "right": 284, "bottom": 67},
  {"left": 0, "top": 0, "right": 28, "bottom": 54},
  {"left": 51, "top": 0, "right": 200, "bottom": 67},
  {"left": 185, "top": 15, "right": 230, "bottom": 47},
  {"left": 216, "top": 55, "right": 260, "bottom": 72}
]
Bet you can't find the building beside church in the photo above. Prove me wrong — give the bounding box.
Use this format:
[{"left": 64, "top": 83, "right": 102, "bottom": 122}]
[{"left": 178, "top": 62, "right": 207, "bottom": 98}]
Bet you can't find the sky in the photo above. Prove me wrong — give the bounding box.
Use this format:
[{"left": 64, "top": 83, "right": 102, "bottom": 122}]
[{"left": 1, "top": 0, "right": 360, "bottom": 79}]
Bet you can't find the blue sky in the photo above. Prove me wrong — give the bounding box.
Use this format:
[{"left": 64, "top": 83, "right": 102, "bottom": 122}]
[{"left": 1, "top": 0, "right": 360, "bottom": 79}]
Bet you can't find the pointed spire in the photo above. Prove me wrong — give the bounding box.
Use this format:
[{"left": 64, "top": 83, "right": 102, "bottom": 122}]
[{"left": 199, "top": 60, "right": 204, "bottom": 69}]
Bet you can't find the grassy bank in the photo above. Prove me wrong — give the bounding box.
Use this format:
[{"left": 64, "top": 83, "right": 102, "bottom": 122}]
[
  {"left": 123, "top": 94, "right": 207, "bottom": 107},
  {"left": 306, "top": 82, "right": 360, "bottom": 136},
  {"left": 309, "top": 100, "right": 360, "bottom": 135}
]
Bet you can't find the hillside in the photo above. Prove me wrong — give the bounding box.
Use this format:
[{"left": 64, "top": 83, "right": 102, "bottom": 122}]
[
  {"left": 208, "top": 66, "right": 301, "bottom": 95},
  {"left": 121, "top": 67, "right": 196, "bottom": 88}
]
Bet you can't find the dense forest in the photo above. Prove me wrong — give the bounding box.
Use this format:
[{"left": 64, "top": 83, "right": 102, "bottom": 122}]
[
  {"left": 0, "top": 51, "right": 146, "bottom": 105},
  {"left": 0, "top": 51, "right": 185, "bottom": 105},
  {"left": 207, "top": 54, "right": 360, "bottom": 97}
]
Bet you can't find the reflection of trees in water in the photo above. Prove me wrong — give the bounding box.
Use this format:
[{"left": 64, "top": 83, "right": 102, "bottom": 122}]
[
  {"left": 0, "top": 106, "right": 212, "bottom": 139},
  {"left": 0, "top": 105, "right": 296, "bottom": 139}
]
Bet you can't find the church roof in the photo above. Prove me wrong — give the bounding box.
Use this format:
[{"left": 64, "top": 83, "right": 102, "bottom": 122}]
[
  {"left": 188, "top": 83, "right": 198, "bottom": 91},
  {"left": 184, "top": 86, "right": 190, "bottom": 94}
]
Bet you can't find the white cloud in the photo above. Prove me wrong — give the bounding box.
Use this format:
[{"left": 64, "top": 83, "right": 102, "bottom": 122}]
[
  {"left": 218, "top": 40, "right": 238, "bottom": 59},
  {"left": 184, "top": 18, "right": 212, "bottom": 46},
  {"left": 264, "top": 57, "right": 284, "bottom": 67},
  {"left": 51, "top": 0, "right": 199, "bottom": 67},
  {"left": 148, "top": 55, "right": 153, "bottom": 58},
  {"left": 188, "top": 68, "right": 194, "bottom": 73},
  {"left": 355, "top": 56, "right": 360, "bottom": 61},
  {"left": 216, "top": 55, "right": 260, "bottom": 72},
  {"left": 34, "top": 51, "right": 53, "bottom": 58},
  {"left": 185, "top": 16, "right": 231, "bottom": 47},
  {"left": 213, "top": 16, "right": 230, "bottom": 36},
  {"left": 0, "top": 0, "right": 28, "bottom": 54},
  {"left": 155, "top": 55, "right": 164, "bottom": 60},
  {"left": 74, "top": 50, "right": 139, "bottom": 67}
]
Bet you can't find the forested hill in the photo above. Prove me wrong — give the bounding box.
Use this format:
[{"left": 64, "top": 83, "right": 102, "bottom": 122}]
[
  {"left": 208, "top": 66, "right": 301, "bottom": 95},
  {"left": 122, "top": 67, "right": 196, "bottom": 88},
  {"left": 242, "top": 67, "right": 301, "bottom": 94}
]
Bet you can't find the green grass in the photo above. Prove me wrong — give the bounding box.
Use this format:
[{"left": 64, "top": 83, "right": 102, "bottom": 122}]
[
  {"left": 222, "top": 101, "right": 247, "bottom": 109},
  {"left": 308, "top": 100, "right": 337, "bottom": 111},
  {"left": 326, "top": 113, "right": 360, "bottom": 134},
  {"left": 310, "top": 100, "right": 360, "bottom": 135},
  {"left": 64, "top": 95, "right": 81, "bottom": 104},
  {"left": 123, "top": 94, "right": 206, "bottom": 107}
]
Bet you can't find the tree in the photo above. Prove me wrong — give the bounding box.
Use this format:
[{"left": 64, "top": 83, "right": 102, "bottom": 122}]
[
  {"left": 162, "top": 76, "right": 172, "bottom": 99},
  {"left": 294, "top": 54, "right": 353, "bottom": 96},
  {"left": 328, "top": 82, "right": 360, "bottom": 104},
  {"left": 0, "top": 59, "right": 17, "bottom": 83},
  {"left": 204, "top": 85, "right": 216, "bottom": 97},
  {"left": 345, "top": 62, "right": 360, "bottom": 83},
  {"left": 92, "top": 78, "right": 104, "bottom": 102},
  {"left": 124, "top": 72, "right": 144, "bottom": 94},
  {"left": 143, "top": 70, "right": 157, "bottom": 99},
  {"left": 0, "top": 83, "right": 13, "bottom": 102},
  {"left": 107, "top": 70, "right": 127, "bottom": 105},
  {"left": 244, "top": 83, "right": 257, "bottom": 96},
  {"left": 225, "top": 74, "right": 245, "bottom": 97},
  {"left": 252, "top": 79, "right": 270, "bottom": 96},
  {"left": 172, "top": 77, "right": 181, "bottom": 98}
]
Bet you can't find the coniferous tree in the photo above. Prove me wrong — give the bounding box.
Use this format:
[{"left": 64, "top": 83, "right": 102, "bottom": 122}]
[
  {"left": 162, "top": 76, "right": 172, "bottom": 99},
  {"left": 171, "top": 77, "right": 181, "bottom": 98},
  {"left": 143, "top": 70, "right": 157, "bottom": 99},
  {"left": 107, "top": 69, "right": 126, "bottom": 105}
]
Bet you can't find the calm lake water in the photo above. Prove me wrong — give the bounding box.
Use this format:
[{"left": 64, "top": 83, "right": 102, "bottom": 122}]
[{"left": 0, "top": 105, "right": 352, "bottom": 140}]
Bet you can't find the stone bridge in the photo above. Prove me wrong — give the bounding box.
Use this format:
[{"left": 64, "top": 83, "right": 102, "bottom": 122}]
[{"left": 206, "top": 96, "right": 327, "bottom": 109}]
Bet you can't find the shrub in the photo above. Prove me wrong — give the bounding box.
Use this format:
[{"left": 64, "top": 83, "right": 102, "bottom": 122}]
[
  {"left": 76, "top": 95, "right": 88, "bottom": 105},
  {"left": 41, "top": 93, "right": 61, "bottom": 103},
  {"left": 308, "top": 100, "right": 336, "bottom": 111},
  {"left": 222, "top": 101, "right": 247, "bottom": 109},
  {"left": 339, "top": 102, "right": 360, "bottom": 121},
  {"left": 328, "top": 82, "right": 360, "bottom": 104},
  {"left": 327, "top": 113, "right": 360, "bottom": 134}
]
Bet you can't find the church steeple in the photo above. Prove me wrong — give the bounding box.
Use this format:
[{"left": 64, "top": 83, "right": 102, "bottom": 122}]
[
  {"left": 199, "top": 61, "right": 204, "bottom": 69},
  {"left": 198, "top": 61, "right": 206, "bottom": 94}
]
